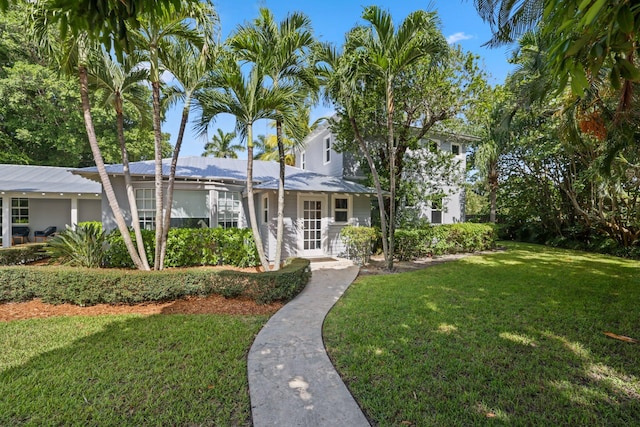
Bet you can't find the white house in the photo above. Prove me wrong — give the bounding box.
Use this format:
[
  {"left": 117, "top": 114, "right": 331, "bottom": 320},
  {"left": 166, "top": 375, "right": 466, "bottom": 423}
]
[
  {"left": 0, "top": 164, "right": 102, "bottom": 247},
  {"left": 295, "top": 121, "right": 472, "bottom": 224},
  {"left": 74, "top": 157, "right": 375, "bottom": 260}
]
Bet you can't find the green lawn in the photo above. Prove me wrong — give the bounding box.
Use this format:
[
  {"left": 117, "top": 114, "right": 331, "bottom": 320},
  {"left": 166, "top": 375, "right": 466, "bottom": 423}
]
[
  {"left": 0, "top": 313, "right": 268, "bottom": 426},
  {"left": 324, "top": 242, "right": 640, "bottom": 426}
]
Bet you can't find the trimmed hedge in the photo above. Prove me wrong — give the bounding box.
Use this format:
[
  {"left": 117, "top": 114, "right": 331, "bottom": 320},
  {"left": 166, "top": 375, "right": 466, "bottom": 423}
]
[
  {"left": 395, "top": 223, "right": 497, "bottom": 261},
  {"left": 0, "top": 258, "right": 310, "bottom": 306},
  {"left": 0, "top": 244, "right": 49, "bottom": 266}
]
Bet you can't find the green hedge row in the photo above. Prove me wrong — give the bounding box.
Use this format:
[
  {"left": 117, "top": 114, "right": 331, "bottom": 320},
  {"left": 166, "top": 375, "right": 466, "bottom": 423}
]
[
  {"left": 105, "top": 227, "right": 259, "bottom": 268},
  {"left": 395, "top": 223, "right": 497, "bottom": 261},
  {"left": 0, "top": 258, "right": 310, "bottom": 306},
  {"left": 0, "top": 244, "right": 49, "bottom": 266}
]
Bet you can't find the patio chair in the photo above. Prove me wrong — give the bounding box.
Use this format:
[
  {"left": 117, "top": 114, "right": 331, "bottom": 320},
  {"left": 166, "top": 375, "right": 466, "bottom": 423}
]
[
  {"left": 12, "top": 226, "right": 30, "bottom": 244},
  {"left": 34, "top": 226, "right": 57, "bottom": 242}
]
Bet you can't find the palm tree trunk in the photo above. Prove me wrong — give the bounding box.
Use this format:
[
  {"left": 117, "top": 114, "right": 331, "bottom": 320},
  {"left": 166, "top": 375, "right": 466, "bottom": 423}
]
[
  {"left": 115, "top": 94, "right": 150, "bottom": 270},
  {"left": 151, "top": 79, "right": 164, "bottom": 270},
  {"left": 159, "top": 99, "right": 191, "bottom": 269},
  {"left": 349, "top": 116, "right": 390, "bottom": 262},
  {"left": 386, "top": 77, "right": 396, "bottom": 270},
  {"left": 274, "top": 119, "right": 285, "bottom": 271},
  {"left": 78, "top": 57, "right": 144, "bottom": 270},
  {"left": 488, "top": 164, "right": 498, "bottom": 223},
  {"left": 246, "top": 123, "right": 270, "bottom": 271}
]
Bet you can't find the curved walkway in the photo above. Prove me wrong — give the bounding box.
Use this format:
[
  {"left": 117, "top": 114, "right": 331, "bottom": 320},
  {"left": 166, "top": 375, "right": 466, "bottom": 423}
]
[{"left": 248, "top": 262, "right": 370, "bottom": 427}]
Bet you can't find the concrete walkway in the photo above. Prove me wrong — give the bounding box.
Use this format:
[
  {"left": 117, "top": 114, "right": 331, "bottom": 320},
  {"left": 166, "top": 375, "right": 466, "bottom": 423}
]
[{"left": 248, "top": 261, "right": 370, "bottom": 427}]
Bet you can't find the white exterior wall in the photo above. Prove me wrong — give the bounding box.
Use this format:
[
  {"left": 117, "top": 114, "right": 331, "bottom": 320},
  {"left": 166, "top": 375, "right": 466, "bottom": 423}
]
[{"left": 296, "top": 127, "right": 344, "bottom": 177}]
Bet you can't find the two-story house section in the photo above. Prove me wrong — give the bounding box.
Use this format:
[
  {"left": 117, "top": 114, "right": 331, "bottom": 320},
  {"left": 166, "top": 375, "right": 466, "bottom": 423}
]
[{"left": 295, "top": 120, "right": 473, "bottom": 225}]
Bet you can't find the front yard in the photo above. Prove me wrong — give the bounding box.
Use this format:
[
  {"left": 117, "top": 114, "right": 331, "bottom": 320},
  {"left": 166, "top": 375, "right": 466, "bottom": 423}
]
[{"left": 324, "top": 242, "right": 640, "bottom": 425}]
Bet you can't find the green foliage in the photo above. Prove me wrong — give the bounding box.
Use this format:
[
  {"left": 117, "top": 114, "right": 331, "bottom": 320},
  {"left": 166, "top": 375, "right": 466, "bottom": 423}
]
[
  {"left": 0, "top": 258, "right": 310, "bottom": 306},
  {"left": 340, "top": 225, "right": 377, "bottom": 265},
  {"left": 394, "top": 223, "right": 497, "bottom": 260},
  {"left": 105, "top": 227, "right": 259, "bottom": 269},
  {"left": 0, "top": 244, "right": 48, "bottom": 266},
  {"left": 47, "top": 224, "right": 107, "bottom": 268}
]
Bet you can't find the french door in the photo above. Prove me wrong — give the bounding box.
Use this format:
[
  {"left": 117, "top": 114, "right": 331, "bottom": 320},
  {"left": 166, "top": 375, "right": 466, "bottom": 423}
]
[{"left": 300, "top": 198, "right": 324, "bottom": 256}]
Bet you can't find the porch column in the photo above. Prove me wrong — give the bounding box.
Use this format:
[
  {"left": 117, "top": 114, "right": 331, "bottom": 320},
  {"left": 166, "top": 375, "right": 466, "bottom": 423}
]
[
  {"left": 2, "top": 195, "right": 10, "bottom": 248},
  {"left": 70, "top": 197, "right": 78, "bottom": 229}
]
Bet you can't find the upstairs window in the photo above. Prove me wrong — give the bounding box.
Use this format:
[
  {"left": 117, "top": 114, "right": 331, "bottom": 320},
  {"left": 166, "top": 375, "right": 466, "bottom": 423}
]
[
  {"left": 218, "top": 191, "right": 241, "bottom": 229},
  {"left": 263, "top": 195, "right": 269, "bottom": 224},
  {"left": 324, "top": 136, "right": 331, "bottom": 164},
  {"left": 451, "top": 143, "right": 460, "bottom": 155},
  {"left": 301, "top": 152, "right": 306, "bottom": 170}
]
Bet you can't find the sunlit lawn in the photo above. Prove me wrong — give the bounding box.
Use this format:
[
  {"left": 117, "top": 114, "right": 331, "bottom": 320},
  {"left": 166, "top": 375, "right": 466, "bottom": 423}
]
[
  {"left": 324, "top": 242, "right": 640, "bottom": 426},
  {"left": 0, "top": 314, "right": 268, "bottom": 426}
]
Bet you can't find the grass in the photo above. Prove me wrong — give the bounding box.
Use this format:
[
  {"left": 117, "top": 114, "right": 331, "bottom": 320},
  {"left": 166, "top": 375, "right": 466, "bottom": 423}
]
[
  {"left": 324, "top": 242, "right": 640, "bottom": 426},
  {"left": 0, "top": 313, "right": 268, "bottom": 426}
]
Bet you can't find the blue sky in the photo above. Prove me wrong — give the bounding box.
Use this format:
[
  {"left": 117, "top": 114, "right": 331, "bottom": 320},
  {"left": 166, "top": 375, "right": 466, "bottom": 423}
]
[{"left": 165, "top": 0, "right": 514, "bottom": 157}]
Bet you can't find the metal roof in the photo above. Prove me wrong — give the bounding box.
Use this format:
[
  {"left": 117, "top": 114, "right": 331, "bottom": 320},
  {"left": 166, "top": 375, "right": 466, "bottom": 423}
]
[
  {"left": 74, "top": 157, "right": 303, "bottom": 183},
  {"left": 75, "top": 157, "right": 375, "bottom": 194},
  {"left": 255, "top": 171, "right": 376, "bottom": 194},
  {"left": 0, "top": 164, "right": 102, "bottom": 194}
]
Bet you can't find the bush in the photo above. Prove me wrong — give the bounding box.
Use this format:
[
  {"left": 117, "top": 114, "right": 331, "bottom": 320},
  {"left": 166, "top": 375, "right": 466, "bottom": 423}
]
[
  {"left": 0, "top": 258, "right": 311, "bottom": 306},
  {"left": 0, "top": 244, "right": 48, "bottom": 266},
  {"left": 340, "top": 226, "right": 377, "bottom": 265},
  {"left": 47, "top": 224, "right": 107, "bottom": 268},
  {"left": 394, "top": 223, "right": 497, "bottom": 261},
  {"left": 105, "top": 227, "right": 258, "bottom": 269}
]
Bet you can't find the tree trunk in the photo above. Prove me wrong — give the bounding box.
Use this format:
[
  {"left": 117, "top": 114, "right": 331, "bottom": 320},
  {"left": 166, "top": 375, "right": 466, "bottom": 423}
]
[
  {"left": 151, "top": 79, "right": 164, "bottom": 270},
  {"left": 273, "top": 119, "right": 285, "bottom": 271},
  {"left": 77, "top": 59, "right": 144, "bottom": 270},
  {"left": 246, "top": 123, "right": 270, "bottom": 271},
  {"left": 386, "top": 76, "right": 396, "bottom": 270},
  {"left": 159, "top": 98, "right": 191, "bottom": 270},
  {"left": 115, "top": 94, "right": 150, "bottom": 270},
  {"left": 488, "top": 163, "right": 498, "bottom": 223}
]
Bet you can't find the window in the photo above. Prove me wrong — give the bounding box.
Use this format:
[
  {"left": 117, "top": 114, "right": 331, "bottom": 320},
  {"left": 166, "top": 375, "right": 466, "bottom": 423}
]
[
  {"left": 301, "top": 152, "right": 306, "bottom": 170},
  {"left": 218, "top": 191, "right": 241, "bottom": 228},
  {"left": 263, "top": 195, "right": 269, "bottom": 223},
  {"left": 11, "top": 198, "right": 29, "bottom": 224},
  {"left": 451, "top": 143, "right": 460, "bottom": 155},
  {"left": 170, "top": 190, "right": 210, "bottom": 228},
  {"left": 429, "top": 140, "right": 439, "bottom": 153},
  {"left": 324, "top": 136, "right": 331, "bottom": 163},
  {"left": 135, "top": 189, "right": 155, "bottom": 230},
  {"left": 431, "top": 195, "right": 443, "bottom": 224},
  {"left": 333, "top": 197, "right": 349, "bottom": 223}
]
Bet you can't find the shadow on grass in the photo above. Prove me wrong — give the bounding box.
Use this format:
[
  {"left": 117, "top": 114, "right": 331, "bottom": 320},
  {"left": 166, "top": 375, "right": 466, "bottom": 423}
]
[
  {"left": 0, "top": 314, "right": 265, "bottom": 426},
  {"left": 324, "top": 243, "right": 640, "bottom": 425}
]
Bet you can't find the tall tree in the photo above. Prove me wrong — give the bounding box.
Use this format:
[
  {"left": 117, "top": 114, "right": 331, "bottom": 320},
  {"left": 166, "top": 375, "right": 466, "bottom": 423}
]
[
  {"left": 230, "top": 8, "right": 318, "bottom": 269},
  {"left": 202, "top": 128, "right": 243, "bottom": 158},
  {"left": 89, "top": 51, "right": 151, "bottom": 269},
  {"left": 324, "top": 6, "right": 449, "bottom": 269},
  {"left": 197, "top": 52, "right": 295, "bottom": 271},
  {"left": 130, "top": 0, "right": 216, "bottom": 269},
  {"left": 29, "top": 1, "right": 147, "bottom": 269}
]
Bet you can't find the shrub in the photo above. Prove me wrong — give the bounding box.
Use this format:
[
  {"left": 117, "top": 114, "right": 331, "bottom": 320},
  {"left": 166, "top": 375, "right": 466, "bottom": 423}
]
[
  {"left": 47, "top": 224, "right": 107, "bottom": 268},
  {"left": 394, "top": 223, "right": 497, "bottom": 260},
  {"left": 0, "top": 244, "right": 48, "bottom": 266},
  {"left": 104, "top": 227, "right": 258, "bottom": 269},
  {"left": 340, "top": 226, "right": 377, "bottom": 265},
  {"left": 0, "top": 258, "right": 311, "bottom": 306}
]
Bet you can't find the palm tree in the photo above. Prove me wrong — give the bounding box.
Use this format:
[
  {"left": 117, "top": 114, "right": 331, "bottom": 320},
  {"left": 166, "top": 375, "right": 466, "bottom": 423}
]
[
  {"left": 130, "top": 0, "right": 216, "bottom": 269},
  {"left": 29, "top": 1, "right": 147, "bottom": 269},
  {"left": 333, "top": 6, "right": 448, "bottom": 269},
  {"left": 230, "top": 8, "right": 318, "bottom": 270},
  {"left": 89, "top": 51, "right": 151, "bottom": 269},
  {"left": 197, "top": 53, "right": 295, "bottom": 271},
  {"left": 202, "top": 128, "right": 244, "bottom": 158},
  {"left": 156, "top": 37, "right": 217, "bottom": 269}
]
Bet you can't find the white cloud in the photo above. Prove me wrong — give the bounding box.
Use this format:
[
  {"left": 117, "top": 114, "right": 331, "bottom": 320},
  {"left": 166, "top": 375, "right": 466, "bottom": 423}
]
[{"left": 446, "top": 32, "right": 474, "bottom": 45}]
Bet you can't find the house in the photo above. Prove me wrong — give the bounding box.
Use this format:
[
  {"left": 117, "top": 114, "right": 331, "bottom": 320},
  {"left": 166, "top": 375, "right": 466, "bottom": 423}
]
[
  {"left": 74, "top": 157, "right": 375, "bottom": 260},
  {"left": 295, "top": 121, "right": 472, "bottom": 224},
  {"left": 0, "top": 164, "right": 102, "bottom": 247}
]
